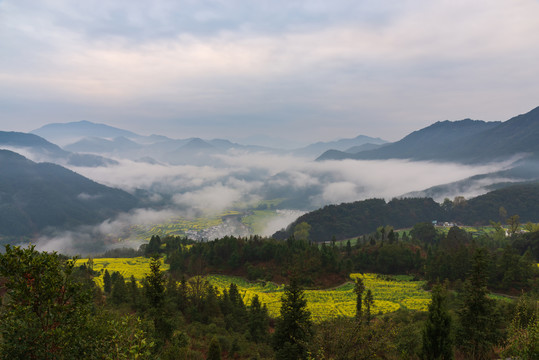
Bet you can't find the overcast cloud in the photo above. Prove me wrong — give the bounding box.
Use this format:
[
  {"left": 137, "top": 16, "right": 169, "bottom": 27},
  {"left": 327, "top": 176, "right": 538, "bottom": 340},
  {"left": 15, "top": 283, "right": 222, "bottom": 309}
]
[{"left": 1, "top": 0, "right": 539, "bottom": 144}]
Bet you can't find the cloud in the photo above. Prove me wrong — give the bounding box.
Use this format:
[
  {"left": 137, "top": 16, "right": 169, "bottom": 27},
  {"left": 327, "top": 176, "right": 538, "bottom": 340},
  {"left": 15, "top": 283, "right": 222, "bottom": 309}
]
[
  {"left": 1, "top": 1, "right": 539, "bottom": 141},
  {"left": 69, "top": 150, "right": 513, "bottom": 210},
  {"left": 33, "top": 148, "right": 519, "bottom": 255},
  {"left": 35, "top": 207, "right": 180, "bottom": 255}
]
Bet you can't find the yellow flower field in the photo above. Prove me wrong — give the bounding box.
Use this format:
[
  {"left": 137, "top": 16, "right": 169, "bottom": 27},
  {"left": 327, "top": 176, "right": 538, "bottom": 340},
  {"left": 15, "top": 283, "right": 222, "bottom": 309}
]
[
  {"left": 78, "top": 257, "right": 169, "bottom": 288},
  {"left": 207, "top": 273, "right": 431, "bottom": 322},
  {"left": 76, "top": 256, "right": 431, "bottom": 321}
]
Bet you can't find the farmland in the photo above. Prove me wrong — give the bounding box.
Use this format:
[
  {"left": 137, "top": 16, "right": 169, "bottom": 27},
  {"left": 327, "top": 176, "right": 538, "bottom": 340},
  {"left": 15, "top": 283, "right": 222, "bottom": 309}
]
[
  {"left": 207, "top": 273, "right": 431, "bottom": 322},
  {"left": 78, "top": 257, "right": 169, "bottom": 287},
  {"left": 78, "top": 256, "right": 431, "bottom": 321}
]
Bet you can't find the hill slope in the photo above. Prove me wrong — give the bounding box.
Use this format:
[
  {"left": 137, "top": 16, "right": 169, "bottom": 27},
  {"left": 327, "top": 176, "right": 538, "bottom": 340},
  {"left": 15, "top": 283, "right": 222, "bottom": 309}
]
[
  {"left": 0, "top": 131, "right": 118, "bottom": 167},
  {"left": 318, "top": 106, "right": 539, "bottom": 163},
  {"left": 273, "top": 183, "right": 539, "bottom": 242},
  {"left": 0, "top": 150, "right": 138, "bottom": 238}
]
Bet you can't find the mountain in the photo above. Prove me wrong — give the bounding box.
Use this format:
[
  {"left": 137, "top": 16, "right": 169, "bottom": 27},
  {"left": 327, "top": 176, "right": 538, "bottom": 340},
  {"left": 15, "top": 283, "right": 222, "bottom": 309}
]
[
  {"left": 0, "top": 131, "right": 68, "bottom": 158},
  {"left": 273, "top": 182, "right": 539, "bottom": 242},
  {"left": 0, "top": 131, "right": 117, "bottom": 167},
  {"left": 318, "top": 106, "right": 539, "bottom": 163},
  {"left": 318, "top": 118, "right": 501, "bottom": 162},
  {"left": 273, "top": 197, "right": 445, "bottom": 242},
  {"left": 0, "top": 150, "right": 138, "bottom": 239},
  {"left": 345, "top": 143, "right": 386, "bottom": 154},
  {"left": 64, "top": 136, "right": 144, "bottom": 154},
  {"left": 31, "top": 120, "right": 141, "bottom": 146},
  {"left": 293, "top": 135, "right": 387, "bottom": 158}
]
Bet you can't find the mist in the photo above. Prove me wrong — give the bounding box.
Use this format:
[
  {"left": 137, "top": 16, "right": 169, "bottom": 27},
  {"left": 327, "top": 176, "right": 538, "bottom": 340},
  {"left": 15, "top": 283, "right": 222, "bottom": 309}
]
[{"left": 35, "top": 150, "right": 516, "bottom": 255}]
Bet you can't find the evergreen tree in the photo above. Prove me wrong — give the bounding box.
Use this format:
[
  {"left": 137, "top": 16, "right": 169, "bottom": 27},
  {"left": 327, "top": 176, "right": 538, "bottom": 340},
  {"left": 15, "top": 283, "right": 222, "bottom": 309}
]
[
  {"left": 247, "top": 294, "right": 269, "bottom": 343},
  {"left": 364, "top": 289, "right": 374, "bottom": 324},
  {"left": 103, "top": 269, "right": 112, "bottom": 294},
  {"left": 456, "top": 248, "right": 500, "bottom": 359},
  {"left": 354, "top": 278, "right": 365, "bottom": 321},
  {"left": 146, "top": 235, "right": 162, "bottom": 256},
  {"left": 110, "top": 274, "right": 128, "bottom": 306},
  {"left": 145, "top": 255, "right": 165, "bottom": 309},
  {"left": 422, "top": 283, "right": 453, "bottom": 360},
  {"left": 273, "top": 279, "right": 313, "bottom": 360}
]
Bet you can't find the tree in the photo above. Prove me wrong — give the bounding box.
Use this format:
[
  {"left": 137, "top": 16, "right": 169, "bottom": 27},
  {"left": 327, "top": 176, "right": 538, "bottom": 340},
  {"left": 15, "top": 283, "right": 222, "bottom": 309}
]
[
  {"left": 110, "top": 274, "right": 128, "bottom": 306},
  {"left": 364, "top": 289, "right": 374, "bottom": 324},
  {"left": 456, "top": 248, "right": 501, "bottom": 359},
  {"left": 145, "top": 255, "right": 165, "bottom": 309},
  {"left": 0, "top": 245, "right": 153, "bottom": 359},
  {"left": 146, "top": 235, "right": 162, "bottom": 256},
  {"left": 411, "top": 222, "right": 438, "bottom": 245},
  {"left": 0, "top": 245, "right": 91, "bottom": 358},
  {"left": 293, "top": 222, "right": 311, "bottom": 242},
  {"left": 247, "top": 294, "right": 269, "bottom": 343},
  {"left": 103, "top": 269, "right": 112, "bottom": 294},
  {"left": 354, "top": 278, "right": 366, "bottom": 321},
  {"left": 507, "top": 214, "right": 520, "bottom": 236},
  {"left": 422, "top": 284, "right": 453, "bottom": 360},
  {"left": 502, "top": 295, "right": 539, "bottom": 359},
  {"left": 273, "top": 279, "right": 313, "bottom": 360}
]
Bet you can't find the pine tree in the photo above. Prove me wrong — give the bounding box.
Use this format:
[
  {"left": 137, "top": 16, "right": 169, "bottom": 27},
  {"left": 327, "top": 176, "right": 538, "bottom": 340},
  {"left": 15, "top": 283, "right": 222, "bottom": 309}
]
[
  {"left": 273, "top": 279, "right": 313, "bottom": 360},
  {"left": 456, "top": 248, "right": 500, "bottom": 359},
  {"left": 364, "top": 289, "right": 374, "bottom": 324},
  {"left": 145, "top": 255, "right": 165, "bottom": 309},
  {"left": 248, "top": 294, "right": 269, "bottom": 343},
  {"left": 422, "top": 283, "right": 453, "bottom": 359},
  {"left": 354, "top": 278, "right": 365, "bottom": 321},
  {"left": 103, "top": 269, "right": 112, "bottom": 294}
]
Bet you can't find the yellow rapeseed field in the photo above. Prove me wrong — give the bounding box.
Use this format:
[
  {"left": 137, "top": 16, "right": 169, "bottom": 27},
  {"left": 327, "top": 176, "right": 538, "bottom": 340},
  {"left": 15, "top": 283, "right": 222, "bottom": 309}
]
[
  {"left": 77, "top": 256, "right": 431, "bottom": 321},
  {"left": 207, "top": 273, "right": 431, "bottom": 322},
  {"left": 78, "top": 257, "right": 169, "bottom": 288}
]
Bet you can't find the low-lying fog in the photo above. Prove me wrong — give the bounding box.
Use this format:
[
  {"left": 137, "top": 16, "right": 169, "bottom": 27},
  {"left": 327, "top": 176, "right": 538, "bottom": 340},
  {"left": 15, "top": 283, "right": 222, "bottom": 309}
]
[{"left": 37, "top": 150, "right": 515, "bottom": 254}]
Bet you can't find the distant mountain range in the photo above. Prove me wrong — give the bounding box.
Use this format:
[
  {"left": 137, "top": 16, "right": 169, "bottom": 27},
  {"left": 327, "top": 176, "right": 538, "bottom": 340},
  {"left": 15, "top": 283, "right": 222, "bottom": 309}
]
[
  {"left": 0, "top": 131, "right": 117, "bottom": 167},
  {"left": 31, "top": 120, "right": 142, "bottom": 146},
  {"left": 0, "top": 150, "right": 138, "bottom": 239},
  {"left": 318, "top": 106, "right": 539, "bottom": 164},
  {"left": 28, "top": 120, "right": 388, "bottom": 164},
  {"left": 291, "top": 135, "right": 387, "bottom": 158}
]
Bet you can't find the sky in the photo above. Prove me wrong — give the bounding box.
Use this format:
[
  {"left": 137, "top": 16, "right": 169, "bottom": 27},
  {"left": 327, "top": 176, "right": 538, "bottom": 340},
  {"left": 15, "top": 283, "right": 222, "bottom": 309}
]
[{"left": 1, "top": 0, "right": 539, "bottom": 145}]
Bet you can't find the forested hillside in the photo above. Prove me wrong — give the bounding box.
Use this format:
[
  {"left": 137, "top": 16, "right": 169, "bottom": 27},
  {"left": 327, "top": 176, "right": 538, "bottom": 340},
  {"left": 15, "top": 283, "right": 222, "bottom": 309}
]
[
  {"left": 275, "top": 182, "right": 539, "bottom": 242},
  {"left": 1, "top": 222, "right": 537, "bottom": 359},
  {"left": 0, "top": 150, "right": 138, "bottom": 239}
]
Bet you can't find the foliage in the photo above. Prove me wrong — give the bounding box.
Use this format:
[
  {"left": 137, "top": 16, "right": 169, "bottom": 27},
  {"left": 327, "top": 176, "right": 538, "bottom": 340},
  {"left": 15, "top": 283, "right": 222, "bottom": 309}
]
[
  {"left": 309, "top": 316, "right": 398, "bottom": 359},
  {"left": 456, "top": 248, "right": 502, "bottom": 359},
  {"left": 273, "top": 279, "right": 313, "bottom": 360},
  {"left": 502, "top": 294, "right": 539, "bottom": 360},
  {"left": 421, "top": 284, "right": 453, "bottom": 360},
  {"left": 0, "top": 245, "right": 152, "bottom": 359},
  {"left": 275, "top": 182, "right": 539, "bottom": 242}
]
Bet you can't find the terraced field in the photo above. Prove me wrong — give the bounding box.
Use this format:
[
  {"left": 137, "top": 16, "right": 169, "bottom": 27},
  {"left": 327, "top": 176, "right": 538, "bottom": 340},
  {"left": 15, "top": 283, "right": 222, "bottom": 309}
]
[
  {"left": 78, "top": 257, "right": 431, "bottom": 322},
  {"left": 207, "top": 273, "right": 431, "bottom": 322}
]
